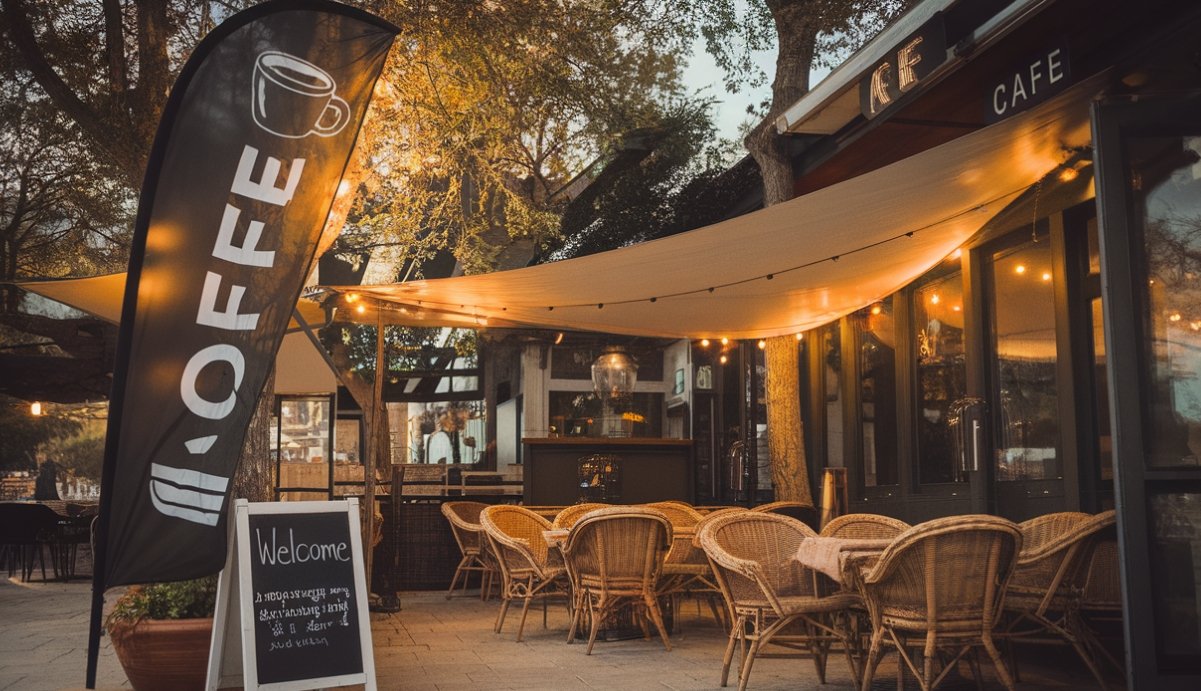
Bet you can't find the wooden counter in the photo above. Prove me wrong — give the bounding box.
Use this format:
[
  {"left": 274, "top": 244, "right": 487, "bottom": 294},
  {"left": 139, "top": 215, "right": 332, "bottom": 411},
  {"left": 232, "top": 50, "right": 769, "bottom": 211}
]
[{"left": 522, "top": 437, "right": 694, "bottom": 505}]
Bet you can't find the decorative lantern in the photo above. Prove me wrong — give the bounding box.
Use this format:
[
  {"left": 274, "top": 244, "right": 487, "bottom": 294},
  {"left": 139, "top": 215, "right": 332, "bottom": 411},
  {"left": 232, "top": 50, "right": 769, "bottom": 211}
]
[{"left": 591, "top": 346, "right": 638, "bottom": 400}]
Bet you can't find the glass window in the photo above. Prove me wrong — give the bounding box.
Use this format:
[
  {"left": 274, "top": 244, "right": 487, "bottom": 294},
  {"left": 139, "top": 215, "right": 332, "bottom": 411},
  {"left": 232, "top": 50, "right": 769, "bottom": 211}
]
[
  {"left": 990, "top": 238, "right": 1061, "bottom": 481},
  {"left": 914, "top": 269, "right": 966, "bottom": 484},
  {"left": 853, "top": 299, "right": 898, "bottom": 486},
  {"left": 1132, "top": 135, "right": 1201, "bottom": 468},
  {"left": 1149, "top": 491, "right": 1201, "bottom": 661},
  {"left": 548, "top": 392, "right": 663, "bottom": 438},
  {"left": 276, "top": 395, "right": 333, "bottom": 500},
  {"left": 407, "top": 402, "right": 486, "bottom": 464}
]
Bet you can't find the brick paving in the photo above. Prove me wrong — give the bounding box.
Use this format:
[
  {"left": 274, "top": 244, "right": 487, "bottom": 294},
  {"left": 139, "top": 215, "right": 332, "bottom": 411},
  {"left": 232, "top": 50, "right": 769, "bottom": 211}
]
[{"left": 1, "top": 573, "right": 1115, "bottom": 690}]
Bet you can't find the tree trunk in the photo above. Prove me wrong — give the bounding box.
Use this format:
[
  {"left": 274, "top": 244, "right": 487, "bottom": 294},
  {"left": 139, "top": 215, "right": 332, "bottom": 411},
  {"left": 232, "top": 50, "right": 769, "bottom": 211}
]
[
  {"left": 764, "top": 336, "right": 811, "bottom": 504},
  {"left": 233, "top": 367, "right": 275, "bottom": 502},
  {"left": 745, "top": 0, "right": 818, "bottom": 506}
]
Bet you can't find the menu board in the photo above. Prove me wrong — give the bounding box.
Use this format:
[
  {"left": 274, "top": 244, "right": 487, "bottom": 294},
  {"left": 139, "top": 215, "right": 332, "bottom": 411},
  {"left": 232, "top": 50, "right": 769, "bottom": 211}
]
[
  {"left": 206, "top": 499, "right": 376, "bottom": 690},
  {"left": 249, "top": 511, "right": 362, "bottom": 683}
]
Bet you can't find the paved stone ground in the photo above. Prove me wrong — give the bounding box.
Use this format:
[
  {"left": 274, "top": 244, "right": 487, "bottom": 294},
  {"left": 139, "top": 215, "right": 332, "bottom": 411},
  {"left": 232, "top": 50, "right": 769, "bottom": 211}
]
[{"left": 0, "top": 574, "right": 1118, "bottom": 690}]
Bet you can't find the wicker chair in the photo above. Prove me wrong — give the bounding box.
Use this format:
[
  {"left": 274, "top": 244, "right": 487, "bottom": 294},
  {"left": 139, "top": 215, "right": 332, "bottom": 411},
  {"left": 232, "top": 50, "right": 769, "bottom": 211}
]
[
  {"left": 1001, "top": 510, "right": 1117, "bottom": 688},
  {"left": 1080, "top": 530, "right": 1124, "bottom": 675},
  {"left": 858, "top": 515, "right": 1022, "bottom": 691},
  {"left": 479, "top": 505, "right": 570, "bottom": 642},
  {"left": 552, "top": 503, "right": 609, "bottom": 530},
  {"left": 561, "top": 506, "right": 674, "bottom": 654},
  {"left": 646, "top": 502, "right": 725, "bottom": 628},
  {"left": 441, "top": 501, "right": 498, "bottom": 600},
  {"left": 750, "top": 500, "right": 819, "bottom": 531},
  {"left": 819, "top": 513, "right": 910, "bottom": 540},
  {"left": 700, "top": 511, "right": 861, "bottom": 691}
]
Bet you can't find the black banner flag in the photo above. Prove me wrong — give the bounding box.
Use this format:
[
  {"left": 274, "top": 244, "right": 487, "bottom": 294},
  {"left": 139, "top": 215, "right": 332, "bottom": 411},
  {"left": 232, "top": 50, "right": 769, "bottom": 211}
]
[{"left": 97, "top": 0, "right": 397, "bottom": 587}]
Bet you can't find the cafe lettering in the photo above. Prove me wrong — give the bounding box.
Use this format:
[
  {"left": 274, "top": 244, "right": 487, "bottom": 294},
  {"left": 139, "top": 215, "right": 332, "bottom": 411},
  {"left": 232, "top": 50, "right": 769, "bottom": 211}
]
[
  {"left": 858, "top": 13, "right": 947, "bottom": 120},
  {"left": 985, "top": 43, "right": 1072, "bottom": 122},
  {"left": 150, "top": 146, "right": 305, "bottom": 527}
]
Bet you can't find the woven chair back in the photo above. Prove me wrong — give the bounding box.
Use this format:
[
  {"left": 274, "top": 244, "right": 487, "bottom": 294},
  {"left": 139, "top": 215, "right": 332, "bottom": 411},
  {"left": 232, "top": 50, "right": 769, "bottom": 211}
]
[
  {"left": 820, "top": 512, "right": 910, "bottom": 540},
  {"left": 480, "top": 505, "right": 554, "bottom": 576},
  {"left": 1081, "top": 527, "right": 1121, "bottom": 611},
  {"left": 700, "top": 511, "right": 824, "bottom": 611},
  {"left": 564, "top": 507, "right": 671, "bottom": 592},
  {"left": 862, "top": 515, "right": 1021, "bottom": 630},
  {"left": 690, "top": 507, "right": 747, "bottom": 548},
  {"left": 646, "top": 502, "right": 704, "bottom": 565},
  {"left": 552, "top": 503, "right": 609, "bottom": 530},
  {"left": 750, "top": 500, "right": 819, "bottom": 530},
  {"left": 1011, "top": 510, "right": 1116, "bottom": 612},
  {"left": 441, "top": 501, "right": 488, "bottom": 554}
]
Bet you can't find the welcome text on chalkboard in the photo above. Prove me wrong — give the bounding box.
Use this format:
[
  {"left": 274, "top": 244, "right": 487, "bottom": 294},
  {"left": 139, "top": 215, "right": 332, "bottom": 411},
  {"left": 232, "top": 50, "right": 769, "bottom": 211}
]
[
  {"left": 206, "top": 499, "right": 377, "bottom": 690},
  {"left": 256, "top": 527, "right": 351, "bottom": 565}
]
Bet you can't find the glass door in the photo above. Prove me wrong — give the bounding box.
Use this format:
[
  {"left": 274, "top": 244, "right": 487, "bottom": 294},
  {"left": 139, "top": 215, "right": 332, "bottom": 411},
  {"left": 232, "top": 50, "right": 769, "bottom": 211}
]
[
  {"left": 984, "top": 233, "right": 1065, "bottom": 520},
  {"left": 1094, "top": 92, "right": 1201, "bottom": 687}
]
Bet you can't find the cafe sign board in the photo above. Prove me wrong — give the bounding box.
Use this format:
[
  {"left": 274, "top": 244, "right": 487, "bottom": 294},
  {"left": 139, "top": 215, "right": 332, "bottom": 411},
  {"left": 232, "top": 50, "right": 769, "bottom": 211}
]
[
  {"left": 859, "top": 13, "right": 948, "bottom": 120},
  {"left": 984, "top": 41, "right": 1072, "bottom": 123},
  {"left": 206, "top": 499, "right": 376, "bottom": 690}
]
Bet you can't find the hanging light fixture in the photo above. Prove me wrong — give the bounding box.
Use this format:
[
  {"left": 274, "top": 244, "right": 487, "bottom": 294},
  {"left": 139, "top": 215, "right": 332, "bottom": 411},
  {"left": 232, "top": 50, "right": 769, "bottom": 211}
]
[{"left": 591, "top": 346, "right": 638, "bottom": 400}]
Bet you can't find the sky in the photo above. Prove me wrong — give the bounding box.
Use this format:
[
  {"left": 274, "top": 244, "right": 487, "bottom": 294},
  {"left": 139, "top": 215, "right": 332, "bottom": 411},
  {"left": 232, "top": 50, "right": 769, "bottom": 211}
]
[{"left": 682, "top": 36, "right": 833, "bottom": 147}]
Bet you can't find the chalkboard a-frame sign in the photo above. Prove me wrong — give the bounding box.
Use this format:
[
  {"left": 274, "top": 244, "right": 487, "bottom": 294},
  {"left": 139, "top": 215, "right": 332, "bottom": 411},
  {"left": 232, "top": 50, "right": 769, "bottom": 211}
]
[{"left": 205, "top": 499, "right": 377, "bottom": 690}]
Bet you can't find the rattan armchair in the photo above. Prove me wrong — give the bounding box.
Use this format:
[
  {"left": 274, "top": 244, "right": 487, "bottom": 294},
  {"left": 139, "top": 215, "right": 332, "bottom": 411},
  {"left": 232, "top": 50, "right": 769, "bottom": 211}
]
[
  {"left": 561, "top": 506, "right": 674, "bottom": 654},
  {"left": 819, "top": 513, "right": 910, "bottom": 540},
  {"left": 700, "top": 511, "right": 860, "bottom": 691},
  {"left": 647, "top": 502, "right": 725, "bottom": 628},
  {"left": 441, "top": 501, "right": 498, "bottom": 600},
  {"left": 1080, "top": 529, "right": 1124, "bottom": 675},
  {"left": 750, "top": 500, "right": 819, "bottom": 530},
  {"left": 1001, "top": 510, "right": 1117, "bottom": 688},
  {"left": 858, "top": 515, "right": 1022, "bottom": 691},
  {"left": 479, "top": 505, "right": 570, "bottom": 642},
  {"left": 552, "top": 503, "right": 609, "bottom": 530}
]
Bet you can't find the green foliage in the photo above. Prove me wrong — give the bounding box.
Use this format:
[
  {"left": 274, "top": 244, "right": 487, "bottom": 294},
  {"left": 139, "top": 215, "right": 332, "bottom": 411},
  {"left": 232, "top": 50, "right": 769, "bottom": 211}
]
[
  {"left": 106, "top": 576, "right": 219, "bottom": 627},
  {"left": 341, "top": 0, "right": 711, "bottom": 277}
]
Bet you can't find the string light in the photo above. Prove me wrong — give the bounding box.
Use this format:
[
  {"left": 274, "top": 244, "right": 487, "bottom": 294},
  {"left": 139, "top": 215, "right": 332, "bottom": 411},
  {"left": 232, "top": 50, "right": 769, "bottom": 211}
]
[
  {"left": 720, "top": 337, "right": 729, "bottom": 346},
  {"left": 323, "top": 191, "right": 1021, "bottom": 318},
  {"left": 870, "top": 303, "right": 882, "bottom": 315},
  {"left": 1015, "top": 264, "right": 1027, "bottom": 275},
  {"left": 700, "top": 338, "right": 710, "bottom": 347},
  {"left": 795, "top": 333, "right": 804, "bottom": 340},
  {"left": 356, "top": 304, "right": 366, "bottom": 314},
  {"left": 1042, "top": 271, "right": 1052, "bottom": 282},
  {"left": 30, "top": 402, "right": 43, "bottom": 416},
  {"left": 757, "top": 340, "right": 766, "bottom": 349},
  {"left": 719, "top": 354, "right": 728, "bottom": 364}
]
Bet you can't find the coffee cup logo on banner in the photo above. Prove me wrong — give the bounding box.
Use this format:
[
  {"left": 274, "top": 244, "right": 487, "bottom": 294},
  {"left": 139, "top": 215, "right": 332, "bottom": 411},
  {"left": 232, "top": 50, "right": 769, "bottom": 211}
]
[{"left": 252, "top": 51, "right": 350, "bottom": 138}]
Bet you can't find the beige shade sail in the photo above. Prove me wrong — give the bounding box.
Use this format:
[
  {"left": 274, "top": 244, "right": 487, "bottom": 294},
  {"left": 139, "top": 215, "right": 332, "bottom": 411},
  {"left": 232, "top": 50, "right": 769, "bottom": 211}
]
[
  {"left": 16, "top": 272, "right": 327, "bottom": 331},
  {"left": 15, "top": 83, "right": 1095, "bottom": 343},
  {"left": 324, "top": 85, "right": 1093, "bottom": 340}
]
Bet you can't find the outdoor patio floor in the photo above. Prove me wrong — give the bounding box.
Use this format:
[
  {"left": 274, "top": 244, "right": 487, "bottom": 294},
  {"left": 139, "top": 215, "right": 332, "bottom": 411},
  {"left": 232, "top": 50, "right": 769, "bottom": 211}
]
[{"left": 1, "top": 573, "right": 1120, "bottom": 690}]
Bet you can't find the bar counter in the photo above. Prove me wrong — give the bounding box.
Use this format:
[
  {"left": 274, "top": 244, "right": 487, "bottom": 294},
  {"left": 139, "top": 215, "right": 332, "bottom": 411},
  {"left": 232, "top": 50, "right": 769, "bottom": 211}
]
[{"left": 522, "top": 437, "right": 694, "bottom": 506}]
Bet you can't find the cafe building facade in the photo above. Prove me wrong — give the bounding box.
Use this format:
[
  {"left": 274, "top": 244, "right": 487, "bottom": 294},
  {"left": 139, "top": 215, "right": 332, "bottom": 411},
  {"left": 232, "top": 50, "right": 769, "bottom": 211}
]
[
  {"left": 254, "top": 0, "right": 1201, "bottom": 684},
  {"left": 761, "top": 0, "right": 1201, "bottom": 685}
]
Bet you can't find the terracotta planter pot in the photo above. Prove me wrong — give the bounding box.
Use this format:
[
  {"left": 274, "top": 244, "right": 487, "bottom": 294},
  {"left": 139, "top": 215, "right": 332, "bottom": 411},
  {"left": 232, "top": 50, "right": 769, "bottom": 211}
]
[{"left": 109, "top": 617, "right": 212, "bottom": 691}]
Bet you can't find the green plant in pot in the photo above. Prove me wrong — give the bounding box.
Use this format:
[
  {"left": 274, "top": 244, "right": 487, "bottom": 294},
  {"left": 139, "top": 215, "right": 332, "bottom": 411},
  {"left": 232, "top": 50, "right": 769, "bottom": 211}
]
[{"left": 105, "top": 575, "right": 217, "bottom": 690}]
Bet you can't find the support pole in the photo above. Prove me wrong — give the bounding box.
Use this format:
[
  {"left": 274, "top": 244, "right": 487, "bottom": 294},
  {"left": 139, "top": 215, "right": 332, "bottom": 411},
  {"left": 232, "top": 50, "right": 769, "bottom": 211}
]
[{"left": 364, "top": 307, "right": 385, "bottom": 595}]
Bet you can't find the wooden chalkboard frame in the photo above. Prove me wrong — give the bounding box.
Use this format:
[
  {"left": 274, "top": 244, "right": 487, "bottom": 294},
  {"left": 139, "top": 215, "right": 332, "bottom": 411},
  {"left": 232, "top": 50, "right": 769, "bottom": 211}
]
[{"left": 205, "top": 499, "right": 377, "bottom": 690}]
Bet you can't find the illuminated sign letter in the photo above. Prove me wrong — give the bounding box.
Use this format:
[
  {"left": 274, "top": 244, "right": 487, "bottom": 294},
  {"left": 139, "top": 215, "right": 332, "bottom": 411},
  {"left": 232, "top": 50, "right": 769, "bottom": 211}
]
[
  {"left": 897, "top": 36, "right": 924, "bottom": 92},
  {"left": 870, "top": 63, "right": 893, "bottom": 115}
]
